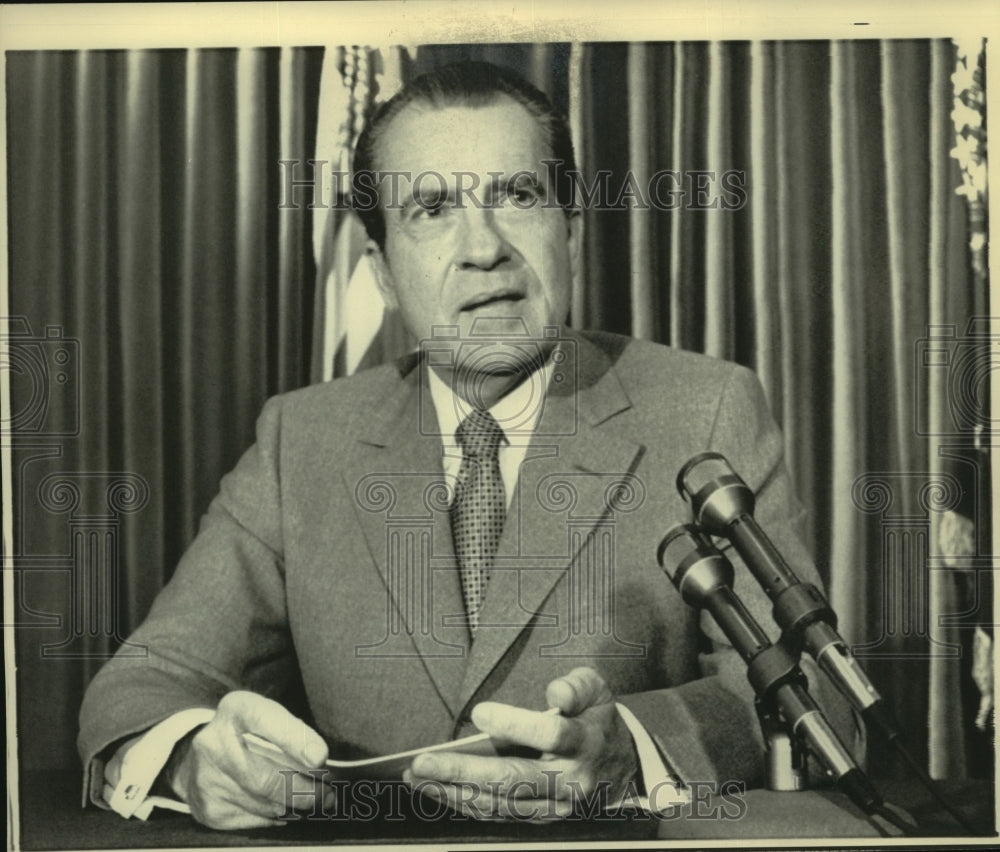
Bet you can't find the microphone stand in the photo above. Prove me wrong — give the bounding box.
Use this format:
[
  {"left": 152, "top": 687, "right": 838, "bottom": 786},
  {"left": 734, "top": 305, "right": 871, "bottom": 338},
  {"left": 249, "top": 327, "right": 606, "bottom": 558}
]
[
  {"left": 657, "top": 525, "right": 912, "bottom": 835},
  {"left": 676, "top": 451, "right": 975, "bottom": 836},
  {"left": 757, "top": 701, "right": 808, "bottom": 792}
]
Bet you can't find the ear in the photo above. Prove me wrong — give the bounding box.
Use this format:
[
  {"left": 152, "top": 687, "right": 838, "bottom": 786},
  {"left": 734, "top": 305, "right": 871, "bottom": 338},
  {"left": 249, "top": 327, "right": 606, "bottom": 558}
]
[{"left": 366, "top": 240, "right": 399, "bottom": 310}]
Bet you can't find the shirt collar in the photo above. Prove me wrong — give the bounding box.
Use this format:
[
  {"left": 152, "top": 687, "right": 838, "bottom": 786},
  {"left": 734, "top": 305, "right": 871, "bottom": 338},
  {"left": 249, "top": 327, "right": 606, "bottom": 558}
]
[{"left": 427, "top": 357, "right": 556, "bottom": 446}]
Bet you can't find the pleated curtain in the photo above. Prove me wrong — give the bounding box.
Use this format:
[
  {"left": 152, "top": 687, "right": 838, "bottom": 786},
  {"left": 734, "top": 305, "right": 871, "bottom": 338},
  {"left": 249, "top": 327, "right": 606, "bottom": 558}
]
[
  {"left": 7, "top": 41, "right": 988, "bottom": 781},
  {"left": 7, "top": 47, "right": 323, "bottom": 771}
]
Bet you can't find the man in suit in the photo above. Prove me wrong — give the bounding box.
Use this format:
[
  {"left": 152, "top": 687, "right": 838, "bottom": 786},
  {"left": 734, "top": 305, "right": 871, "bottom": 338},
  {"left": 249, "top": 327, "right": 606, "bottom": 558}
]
[{"left": 79, "top": 60, "right": 861, "bottom": 830}]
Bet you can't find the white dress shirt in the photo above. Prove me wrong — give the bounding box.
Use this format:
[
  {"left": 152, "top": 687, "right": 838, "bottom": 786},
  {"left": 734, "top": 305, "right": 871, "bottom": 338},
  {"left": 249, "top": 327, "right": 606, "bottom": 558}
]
[{"left": 426, "top": 358, "right": 556, "bottom": 510}]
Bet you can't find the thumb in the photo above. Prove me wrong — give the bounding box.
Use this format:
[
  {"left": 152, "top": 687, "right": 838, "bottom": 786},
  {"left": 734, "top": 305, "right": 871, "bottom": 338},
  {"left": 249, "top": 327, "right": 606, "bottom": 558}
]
[
  {"left": 545, "top": 667, "right": 614, "bottom": 716},
  {"left": 219, "top": 691, "right": 328, "bottom": 767}
]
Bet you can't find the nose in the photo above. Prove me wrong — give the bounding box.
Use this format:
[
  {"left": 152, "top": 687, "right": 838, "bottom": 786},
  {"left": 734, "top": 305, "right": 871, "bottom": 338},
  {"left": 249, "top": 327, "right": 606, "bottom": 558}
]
[{"left": 455, "top": 207, "right": 510, "bottom": 271}]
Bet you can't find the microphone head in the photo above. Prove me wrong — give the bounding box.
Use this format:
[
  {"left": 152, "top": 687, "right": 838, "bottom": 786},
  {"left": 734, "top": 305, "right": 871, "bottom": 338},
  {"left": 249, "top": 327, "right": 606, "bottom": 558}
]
[
  {"left": 657, "top": 523, "right": 734, "bottom": 606},
  {"left": 657, "top": 524, "right": 703, "bottom": 583},
  {"left": 676, "top": 452, "right": 755, "bottom": 533}
]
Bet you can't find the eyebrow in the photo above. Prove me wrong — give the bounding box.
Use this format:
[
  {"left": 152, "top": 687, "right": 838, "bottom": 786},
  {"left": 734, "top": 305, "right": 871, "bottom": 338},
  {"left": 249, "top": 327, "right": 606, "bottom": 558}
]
[
  {"left": 393, "top": 171, "right": 547, "bottom": 214},
  {"left": 394, "top": 178, "right": 458, "bottom": 214}
]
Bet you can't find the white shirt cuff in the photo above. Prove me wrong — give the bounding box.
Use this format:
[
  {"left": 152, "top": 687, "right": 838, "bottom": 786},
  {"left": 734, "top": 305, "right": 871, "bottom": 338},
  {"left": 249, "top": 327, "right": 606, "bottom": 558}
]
[
  {"left": 105, "top": 707, "right": 216, "bottom": 820},
  {"left": 615, "top": 702, "right": 690, "bottom": 814}
]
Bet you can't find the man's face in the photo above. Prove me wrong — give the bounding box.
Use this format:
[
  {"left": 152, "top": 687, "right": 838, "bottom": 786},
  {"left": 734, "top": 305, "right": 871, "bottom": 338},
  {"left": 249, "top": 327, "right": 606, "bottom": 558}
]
[{"left": 369, "top": 96, "right": 580, "bottom": 394}]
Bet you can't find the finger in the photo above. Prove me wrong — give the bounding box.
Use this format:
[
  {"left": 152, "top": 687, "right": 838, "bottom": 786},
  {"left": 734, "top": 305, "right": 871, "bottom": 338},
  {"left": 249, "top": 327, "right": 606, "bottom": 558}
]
[
  {"left": 186, "top": 767, "right": 280, "bottom": 827},
  {"left": 471, "top": 703, "right": 582, "bottom": 755},
  {"left": 191, "top": 789, "right": 291, "bottom": 831},
  {"left": 406, "top": 774, "right": 489, "bottom": 819},
  {"left": 545, "top": 667, "right": 614, "bottom": 716},
  {"left": 194, "top": 809, "right": 285, "bottom": 830},
  {"left": 216, "top": 691, "right": 328, "bottom": 767},
  {"left": 195, "top": 724, "right": 325, "bottom": 815},
  {"left": 238, "top": 756, "right": 335, "bottom": 818},
  {"left": 411, "top": 778, "right": 574, "bottom": 822},
  {"left": 257, "top": 764, "right": 329, "bottom": 810},
  {"left": 408, "top": 750, "right": 578, "bottom": 802},
  {"left": 410, "top": 750, "right": 537, "bottom": 787}
]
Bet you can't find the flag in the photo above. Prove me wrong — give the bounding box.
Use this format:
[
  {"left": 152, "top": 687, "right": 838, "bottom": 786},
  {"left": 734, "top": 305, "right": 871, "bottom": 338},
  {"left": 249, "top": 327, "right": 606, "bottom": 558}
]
[{"left": 311, "top": 45, "right": 414, "bottom": 383}]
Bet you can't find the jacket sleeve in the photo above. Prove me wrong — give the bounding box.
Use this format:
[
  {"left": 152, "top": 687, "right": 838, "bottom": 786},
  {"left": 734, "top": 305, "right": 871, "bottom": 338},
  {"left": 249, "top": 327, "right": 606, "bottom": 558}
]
[
  {"left": 617, "top": 364, "right": 865, "bottom": 788},
  {"left": 77, "top": 396, "right": 301, "bottom": 805}
]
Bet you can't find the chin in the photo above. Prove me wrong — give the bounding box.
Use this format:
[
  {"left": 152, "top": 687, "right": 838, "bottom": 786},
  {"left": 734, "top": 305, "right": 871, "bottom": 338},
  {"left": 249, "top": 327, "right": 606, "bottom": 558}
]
[
  {"left": 448, "top": 362, "right": 535, "bottom": 409},
  {"left": 454, "top": 343, "right": 546, "bottom": 378}
]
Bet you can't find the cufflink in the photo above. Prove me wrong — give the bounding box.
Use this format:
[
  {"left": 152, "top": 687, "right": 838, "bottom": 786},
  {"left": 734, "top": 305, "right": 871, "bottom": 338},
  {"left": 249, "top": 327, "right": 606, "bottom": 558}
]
[{"left": 108, "top": 780, "right": 150, "bottom": 818}]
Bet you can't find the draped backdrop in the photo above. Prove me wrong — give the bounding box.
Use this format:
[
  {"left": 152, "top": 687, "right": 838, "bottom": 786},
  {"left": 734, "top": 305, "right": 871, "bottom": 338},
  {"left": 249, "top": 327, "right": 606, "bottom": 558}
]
[{"left": 7, "top": 41, "right": 990, "bottom": 783}]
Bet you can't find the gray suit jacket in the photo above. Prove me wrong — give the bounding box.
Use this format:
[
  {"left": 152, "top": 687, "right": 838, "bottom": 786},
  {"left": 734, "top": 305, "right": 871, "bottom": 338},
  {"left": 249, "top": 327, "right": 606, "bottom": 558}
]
[{"left": 78, "top": 329, "right": 861, "bottom": 802}]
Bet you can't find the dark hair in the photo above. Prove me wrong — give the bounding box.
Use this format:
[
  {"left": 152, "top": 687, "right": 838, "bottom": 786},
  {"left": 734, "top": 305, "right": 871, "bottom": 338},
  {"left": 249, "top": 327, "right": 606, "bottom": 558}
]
[{"left": 352, "top": 60, "right": 578, "bottom": 248}]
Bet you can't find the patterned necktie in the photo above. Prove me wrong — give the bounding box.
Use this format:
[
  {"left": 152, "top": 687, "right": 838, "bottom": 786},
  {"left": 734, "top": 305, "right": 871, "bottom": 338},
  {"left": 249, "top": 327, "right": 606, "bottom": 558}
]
[{"left": 451, "top": 409, "right": 506, "bottom": 636}]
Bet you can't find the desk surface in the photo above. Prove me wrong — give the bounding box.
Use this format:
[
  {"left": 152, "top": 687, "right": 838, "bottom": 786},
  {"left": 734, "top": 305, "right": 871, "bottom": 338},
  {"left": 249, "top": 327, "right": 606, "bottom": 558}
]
[{"left": 15, "top": 769, "right": 995, "bottom": 849}]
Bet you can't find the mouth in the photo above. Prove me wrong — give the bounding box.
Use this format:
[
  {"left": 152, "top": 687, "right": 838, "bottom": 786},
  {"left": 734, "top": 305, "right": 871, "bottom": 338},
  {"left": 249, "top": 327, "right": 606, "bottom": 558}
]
[{"left": 459, "top": 290, "right": 526, "bottom": 312}]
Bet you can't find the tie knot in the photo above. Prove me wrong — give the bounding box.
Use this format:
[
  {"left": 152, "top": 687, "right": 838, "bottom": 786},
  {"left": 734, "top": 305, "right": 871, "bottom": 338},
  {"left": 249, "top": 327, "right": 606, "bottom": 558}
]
[{"left": 456, "top": 409, "right": 504, "bottom": 458}]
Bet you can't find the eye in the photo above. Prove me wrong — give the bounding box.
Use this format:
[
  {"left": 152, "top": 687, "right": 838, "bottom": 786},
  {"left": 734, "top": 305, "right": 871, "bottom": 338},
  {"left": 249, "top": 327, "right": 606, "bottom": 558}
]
[
  {"left": 408, "top": 199, "right": 450, "bottom": 223},
  {"left": 506, "top": 179, "right": 542, "bottom": 207},
  {"left": 420, "top": 193, "right": 456, "bottom": 217}
]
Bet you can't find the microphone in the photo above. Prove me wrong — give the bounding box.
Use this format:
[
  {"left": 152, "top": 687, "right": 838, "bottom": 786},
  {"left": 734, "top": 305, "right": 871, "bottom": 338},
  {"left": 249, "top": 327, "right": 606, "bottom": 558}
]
[
  {"left": 656, "top": 525, "right": 882, "bottom": 814},
  {"left": 675, "top": 452, "right": 898, "bottom": 741}
]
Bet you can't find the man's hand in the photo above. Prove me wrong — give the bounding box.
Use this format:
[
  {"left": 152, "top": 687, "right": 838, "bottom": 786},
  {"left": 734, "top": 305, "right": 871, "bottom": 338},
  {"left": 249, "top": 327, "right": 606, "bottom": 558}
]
[
  {"left": 404, "top": 667, "right": 638, "bottom": 821},
  {"left": 169, "top": 691, "right": 331, "bottom": 830}
]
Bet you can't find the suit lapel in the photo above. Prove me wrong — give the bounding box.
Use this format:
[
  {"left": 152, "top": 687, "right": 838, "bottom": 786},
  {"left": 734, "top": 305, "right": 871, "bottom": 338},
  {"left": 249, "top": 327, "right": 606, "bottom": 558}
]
[
  {"left": 342, "top": 359, "right": 470, "bottom": 717},
  {"left": 457, "top": 332, "right": 645, "bottom": 710}
]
